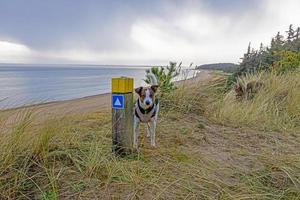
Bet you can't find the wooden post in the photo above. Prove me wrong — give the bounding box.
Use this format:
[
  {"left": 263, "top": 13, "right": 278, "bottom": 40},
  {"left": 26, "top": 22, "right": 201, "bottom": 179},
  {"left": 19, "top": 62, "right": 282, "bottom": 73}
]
[{"left": 111, "top": 77, "right": 134, "bottom": 156}]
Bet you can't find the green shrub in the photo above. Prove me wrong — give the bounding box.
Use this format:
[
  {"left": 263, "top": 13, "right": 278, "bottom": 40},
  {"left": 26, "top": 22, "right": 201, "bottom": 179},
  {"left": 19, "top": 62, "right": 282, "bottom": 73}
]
[
  {"left": 225, "top": 73, "right": 238, "bottom": 91},
  {"left": 273, "top": 51, "right": 300, "bottom": 74}
]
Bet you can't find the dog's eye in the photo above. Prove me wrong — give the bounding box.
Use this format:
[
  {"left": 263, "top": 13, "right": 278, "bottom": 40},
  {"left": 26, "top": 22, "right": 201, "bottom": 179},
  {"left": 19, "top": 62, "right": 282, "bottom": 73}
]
[{"left": 149, "top": 94, "right": 153, "bottom": 98}]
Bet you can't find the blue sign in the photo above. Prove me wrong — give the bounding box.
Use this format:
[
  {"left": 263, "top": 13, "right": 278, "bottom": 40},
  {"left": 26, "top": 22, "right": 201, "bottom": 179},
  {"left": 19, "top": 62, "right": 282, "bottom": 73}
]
[{"left": 112, "top": 94, "right": 124, "bottom": 109}]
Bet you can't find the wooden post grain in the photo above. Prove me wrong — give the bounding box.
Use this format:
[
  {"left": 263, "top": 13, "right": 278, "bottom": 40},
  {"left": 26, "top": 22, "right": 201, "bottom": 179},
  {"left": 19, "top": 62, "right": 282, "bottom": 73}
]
[{"left": 111, "top": 77, "right": 134, "bottom": 156}]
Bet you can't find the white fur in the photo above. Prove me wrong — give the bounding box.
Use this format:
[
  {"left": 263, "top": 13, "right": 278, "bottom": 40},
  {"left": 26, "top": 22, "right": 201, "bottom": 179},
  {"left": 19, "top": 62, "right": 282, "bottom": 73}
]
[
  {"left": 143, "top": 89, "right": 152, "bottom": 108},
  {"left": 133, "top": 104, "right": 159, "bottom": 148},
  {"left": 134, "top": 73, "right": 159, "bottom": 148}
]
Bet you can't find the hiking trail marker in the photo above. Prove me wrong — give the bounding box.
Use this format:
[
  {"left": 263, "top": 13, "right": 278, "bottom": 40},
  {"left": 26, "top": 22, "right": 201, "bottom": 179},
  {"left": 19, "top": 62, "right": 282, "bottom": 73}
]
[
  {"left": 111, "top": 77, "right": 134, "bottom": 156},
  {"left": 112, "top": 94, "right": 124, "bottom": 109}
]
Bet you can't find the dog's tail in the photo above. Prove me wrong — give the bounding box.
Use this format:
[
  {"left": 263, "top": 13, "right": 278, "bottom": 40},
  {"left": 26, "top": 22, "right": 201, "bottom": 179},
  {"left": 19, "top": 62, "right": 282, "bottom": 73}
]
[{"left": 147, "top": 73, "right": 158, "bottom": 85}]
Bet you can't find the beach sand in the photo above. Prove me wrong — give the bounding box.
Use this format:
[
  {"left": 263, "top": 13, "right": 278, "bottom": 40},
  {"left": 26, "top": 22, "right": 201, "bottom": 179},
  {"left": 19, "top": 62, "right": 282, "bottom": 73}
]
[{"left": 1, "top": 70, "right": 211, "bottom": 122}]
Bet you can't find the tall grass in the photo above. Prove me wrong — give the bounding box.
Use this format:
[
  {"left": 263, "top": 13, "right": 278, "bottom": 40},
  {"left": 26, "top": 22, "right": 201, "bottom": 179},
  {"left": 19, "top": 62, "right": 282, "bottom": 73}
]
[
  {"left": 0, "top": 110, "right": 114, "bottom": 199},
  {"left": 0, "top": 73, "right": 299, "bottom": 199},
  {"left": 212, "top": 71, "right": 300, "bottom": 132}
]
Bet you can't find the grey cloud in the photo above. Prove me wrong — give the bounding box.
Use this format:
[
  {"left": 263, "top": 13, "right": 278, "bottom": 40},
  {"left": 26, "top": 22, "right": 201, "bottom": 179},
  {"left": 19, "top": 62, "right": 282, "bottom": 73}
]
[
  {"left": 0, "top": 0, "right": 263, "bottom": 52},
  {"left": 201, "top": 0, "right": 263, "bottom": 14},
  {"left": 0, "top": 0, "right": 298, "bottom": 65},
  {"left": 0, "top": 0, "right": 166, "bottom": 51}
]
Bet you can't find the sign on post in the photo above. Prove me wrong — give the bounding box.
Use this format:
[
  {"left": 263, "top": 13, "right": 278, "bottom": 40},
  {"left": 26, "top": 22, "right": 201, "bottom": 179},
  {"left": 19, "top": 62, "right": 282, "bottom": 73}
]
[
  {"left": 112, "top": 94, "right": 124, "bottom": 109},
  {"left": 111, "top": 77, "right": 134, "bottom": 156}
]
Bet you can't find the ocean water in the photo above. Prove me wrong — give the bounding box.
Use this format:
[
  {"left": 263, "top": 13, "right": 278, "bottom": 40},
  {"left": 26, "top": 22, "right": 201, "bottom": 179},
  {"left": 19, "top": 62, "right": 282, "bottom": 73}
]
[
  {"left": 0, "top": 64, "right": 198, "bottom": 109},
  {"left": 0, "top": 64, "right": 148, "bottom": 109}
]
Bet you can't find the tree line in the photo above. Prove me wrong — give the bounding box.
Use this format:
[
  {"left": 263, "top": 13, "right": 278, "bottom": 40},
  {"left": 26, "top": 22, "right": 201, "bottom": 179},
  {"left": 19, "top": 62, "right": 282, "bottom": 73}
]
[{"left": 231, "top": 24, "right": 300, "bottom": 82}]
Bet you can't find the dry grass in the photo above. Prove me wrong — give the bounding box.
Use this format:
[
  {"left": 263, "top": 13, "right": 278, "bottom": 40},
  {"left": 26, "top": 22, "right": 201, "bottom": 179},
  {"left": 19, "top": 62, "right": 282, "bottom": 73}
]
[
  {"left": 0, "top": 76, "right": 299, "bottom": 199},
  {"left": 212, "top": 71, "right": 300, "bottom": 132}
]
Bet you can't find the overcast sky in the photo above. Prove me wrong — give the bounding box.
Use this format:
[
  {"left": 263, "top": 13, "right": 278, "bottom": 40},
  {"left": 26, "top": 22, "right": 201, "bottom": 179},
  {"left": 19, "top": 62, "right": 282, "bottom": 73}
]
[{"left": 0, "top": 0, "right": 299, "bottom": 65}]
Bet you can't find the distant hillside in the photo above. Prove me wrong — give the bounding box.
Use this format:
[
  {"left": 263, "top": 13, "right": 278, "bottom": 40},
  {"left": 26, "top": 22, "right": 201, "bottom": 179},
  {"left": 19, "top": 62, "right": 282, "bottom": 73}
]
[{"left": 196, "top": 63, "right": 239, "bottom": 73}]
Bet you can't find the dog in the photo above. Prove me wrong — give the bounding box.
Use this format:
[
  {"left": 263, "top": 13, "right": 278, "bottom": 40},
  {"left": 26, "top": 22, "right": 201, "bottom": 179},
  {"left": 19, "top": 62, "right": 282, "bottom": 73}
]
[
  {"left": 134, "top": 73, "right": 159, "bottom": 148},
  {"left": 234, "top": 81, "right": 264, "bottom": 100}
]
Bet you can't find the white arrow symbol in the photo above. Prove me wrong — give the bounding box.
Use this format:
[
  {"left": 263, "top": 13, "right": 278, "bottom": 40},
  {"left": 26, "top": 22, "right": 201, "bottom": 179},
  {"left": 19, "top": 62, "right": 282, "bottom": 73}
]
[{"left": 114, "top": 98, "right": 121, "bottom": 106}]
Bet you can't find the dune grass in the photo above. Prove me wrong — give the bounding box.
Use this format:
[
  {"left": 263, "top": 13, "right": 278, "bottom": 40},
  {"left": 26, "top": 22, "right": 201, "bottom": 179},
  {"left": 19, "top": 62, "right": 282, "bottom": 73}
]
[
  {"left": 0, "top": 76, "right": 299, "bottom": 199},
  {"left": 212, "top": 71, "right": 300, "bottom": 132}
]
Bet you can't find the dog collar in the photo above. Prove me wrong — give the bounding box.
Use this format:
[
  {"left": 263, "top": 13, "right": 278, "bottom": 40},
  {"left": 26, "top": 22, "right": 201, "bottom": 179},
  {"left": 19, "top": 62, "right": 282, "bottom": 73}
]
[
  {"left": 137, "top": 99, "right": 155, "bottom": 114},
  {"left": 135, "top": 99, "right": 158, "bottom": 122}
]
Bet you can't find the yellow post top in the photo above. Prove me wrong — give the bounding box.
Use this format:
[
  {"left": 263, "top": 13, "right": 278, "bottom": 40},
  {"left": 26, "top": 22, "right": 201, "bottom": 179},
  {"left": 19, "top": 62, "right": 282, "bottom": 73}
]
[{"left": 112, "top": 77, "right": 134, "bottom": 93}]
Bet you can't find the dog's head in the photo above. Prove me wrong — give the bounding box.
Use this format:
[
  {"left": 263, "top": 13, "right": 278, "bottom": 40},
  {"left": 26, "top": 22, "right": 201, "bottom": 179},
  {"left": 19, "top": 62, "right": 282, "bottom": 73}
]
[{"left": 135, "top": 85, "right": 159, "bottom": 109}]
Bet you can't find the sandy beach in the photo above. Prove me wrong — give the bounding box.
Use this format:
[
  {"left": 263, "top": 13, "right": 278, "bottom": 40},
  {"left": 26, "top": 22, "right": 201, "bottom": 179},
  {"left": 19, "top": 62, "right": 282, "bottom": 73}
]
[{"left": 1, "top": 70, "right": 211, "bottom": 120}]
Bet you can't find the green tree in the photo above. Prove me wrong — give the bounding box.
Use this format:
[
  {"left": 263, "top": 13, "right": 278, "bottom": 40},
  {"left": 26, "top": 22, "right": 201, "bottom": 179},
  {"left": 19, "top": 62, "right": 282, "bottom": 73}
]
[
  {"left": 286, "top": 24, "right": 295, "bottom": 42},
  {"left": 236, "top": 25, "right": 300, "bottom": 76},
  {"left": 227, "top": 25, "right": 300, "bottom": 89}
]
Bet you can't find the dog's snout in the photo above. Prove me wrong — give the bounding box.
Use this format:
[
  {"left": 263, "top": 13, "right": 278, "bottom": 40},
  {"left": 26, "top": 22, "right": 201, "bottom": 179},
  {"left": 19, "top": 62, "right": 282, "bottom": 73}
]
[{"left": 145, "top": 100, "right": 151, "bottom": 105}]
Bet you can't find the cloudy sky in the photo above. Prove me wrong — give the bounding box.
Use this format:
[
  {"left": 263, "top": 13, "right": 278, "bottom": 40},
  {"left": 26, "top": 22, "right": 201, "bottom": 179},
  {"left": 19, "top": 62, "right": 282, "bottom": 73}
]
[{"left": 0, "top": 0, "right": 299, "bottom": 65}]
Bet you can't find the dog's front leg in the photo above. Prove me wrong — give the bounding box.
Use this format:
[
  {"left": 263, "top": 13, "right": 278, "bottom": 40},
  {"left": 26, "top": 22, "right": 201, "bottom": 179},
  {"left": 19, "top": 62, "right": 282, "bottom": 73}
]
[
  {"left": 146, "top": 123, "right": 151, "bottom": 137},
  {"left": 133, "top": 116, "right": 140, "bottom": 149},
  {"left": 149, "top": 120, "right": 156, "bottom": 147}
]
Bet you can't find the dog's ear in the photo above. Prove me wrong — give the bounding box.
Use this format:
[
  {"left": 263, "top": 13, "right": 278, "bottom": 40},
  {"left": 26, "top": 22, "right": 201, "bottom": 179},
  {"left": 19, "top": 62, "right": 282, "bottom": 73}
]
[
  {"left": 135, "top": 87, "right": 143, "bottom": 95},
  {"left": 151, "top": 85, "right": 159, "bottom": 93}
]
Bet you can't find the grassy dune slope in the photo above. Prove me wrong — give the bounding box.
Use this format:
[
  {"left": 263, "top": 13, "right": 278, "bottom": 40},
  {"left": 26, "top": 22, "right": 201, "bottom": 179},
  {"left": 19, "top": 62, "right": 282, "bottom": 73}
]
[
  {"left": 0, "top": 73, "right": 299, "bottom": 199},
  {"left": 213, "top": 72, "right": 300, "bottom": 132}
]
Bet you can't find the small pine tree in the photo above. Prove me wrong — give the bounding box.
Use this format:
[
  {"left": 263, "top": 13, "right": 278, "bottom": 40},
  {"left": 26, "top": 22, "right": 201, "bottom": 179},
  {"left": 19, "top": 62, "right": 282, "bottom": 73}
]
[{"left": 144, "top": 62, "right": 180, "bottom": 95}]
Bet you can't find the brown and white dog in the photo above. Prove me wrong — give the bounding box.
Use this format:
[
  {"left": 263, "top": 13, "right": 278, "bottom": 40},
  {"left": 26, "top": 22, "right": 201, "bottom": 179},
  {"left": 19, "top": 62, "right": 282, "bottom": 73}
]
[{"left": 134, "top": 73, "right": 159, "bottom": 148}]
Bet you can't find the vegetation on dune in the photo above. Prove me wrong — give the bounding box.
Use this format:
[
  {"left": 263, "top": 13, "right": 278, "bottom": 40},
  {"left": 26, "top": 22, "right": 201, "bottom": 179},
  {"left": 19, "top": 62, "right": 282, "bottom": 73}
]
[
  {"left": 272, "top": 51, "right": 300, "bottom": 74},
  {"left": 211, "top": 72, "right": 300, "bottom": 131},
  {"left": 1, "top": 78, "right": 300, "bottom": 199},
  {"left": 212, "top": 24, "right": 300, "bottom": 132}
]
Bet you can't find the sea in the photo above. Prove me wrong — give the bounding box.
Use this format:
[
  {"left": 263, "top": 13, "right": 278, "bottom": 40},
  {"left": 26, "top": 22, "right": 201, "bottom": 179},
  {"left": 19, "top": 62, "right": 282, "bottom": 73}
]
[{"left": 0, "top": 64, "right": 198, "bottom": 109}]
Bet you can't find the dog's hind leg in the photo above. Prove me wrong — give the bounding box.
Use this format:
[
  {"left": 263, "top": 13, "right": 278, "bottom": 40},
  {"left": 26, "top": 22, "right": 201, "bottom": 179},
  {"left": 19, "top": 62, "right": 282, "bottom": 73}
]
[
  {"left": 133, "top": 116, "right": 140, "bottom": 149},
  {"left": 149, "top": 120, "right": 156, "bottom": 147}
]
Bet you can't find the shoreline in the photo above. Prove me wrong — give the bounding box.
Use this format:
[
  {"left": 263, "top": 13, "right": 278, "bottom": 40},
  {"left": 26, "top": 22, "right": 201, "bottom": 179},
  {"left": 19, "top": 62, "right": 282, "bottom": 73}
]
[
  {"left": 0, "top": 70, "right": 211, "bottom": 118},
  {"left": 1, "top": 92, "right": 111, "bottom": 112}
]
